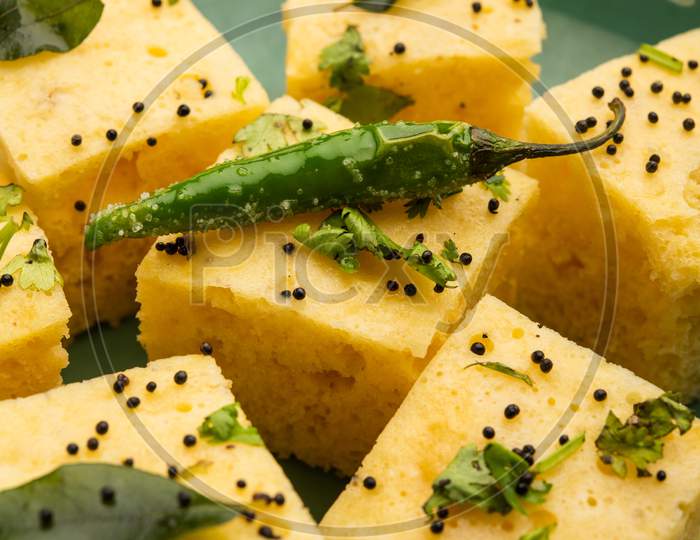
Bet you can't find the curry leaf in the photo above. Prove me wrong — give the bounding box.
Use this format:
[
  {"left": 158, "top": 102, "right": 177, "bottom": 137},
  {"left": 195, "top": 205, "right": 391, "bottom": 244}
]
[
  {"left": 1, "top": 237, "right": 62, "bottom": 292},
  {"left": 0, "top": 0, "right": 104, "bottom": 61},
  {"left": 595, "top": 392, "right": 693, "bottom": 478},
  {"left": 198, "top": 403, "right": 264, "bottom": 446},
  {"left": 0, "top": 463, "right": 236, "bottom": 539},
  {"left": 465, "top": 361, "right": 534, "bottom": 387}
]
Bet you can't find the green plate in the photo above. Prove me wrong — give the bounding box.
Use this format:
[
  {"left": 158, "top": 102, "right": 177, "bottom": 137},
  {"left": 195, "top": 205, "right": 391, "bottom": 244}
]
[{"left": 62, "top": 0, "right": 700, "bottom": 522}]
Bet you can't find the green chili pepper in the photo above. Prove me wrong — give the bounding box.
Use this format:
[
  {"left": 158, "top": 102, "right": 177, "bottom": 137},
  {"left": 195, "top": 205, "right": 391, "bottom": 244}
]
[{"left": 85, "top": 99, "right": 625, "bottom": 250}]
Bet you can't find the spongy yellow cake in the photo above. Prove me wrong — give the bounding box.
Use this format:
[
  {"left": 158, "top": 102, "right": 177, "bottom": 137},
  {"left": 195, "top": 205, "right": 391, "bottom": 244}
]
[
  {"left": 136, "top": 96, "right": 539, "bottom": 475},
  {"left": 284, "top": 0, "right": 545, "bottom": 137},
  {"left": 0, "top": 0, "right": 269, "bottom": 332},
  {"left": 494, "top": 29, "right": 700, "bottom": 396},
  {"left": 0, "top": 186, "right": 70, "bottom": 400},
  {"left": 322, "top": 295, "right": 700, "bottom": 540},
  {"left": 0, "top": 356, "right": 317, "bottom": 540}
]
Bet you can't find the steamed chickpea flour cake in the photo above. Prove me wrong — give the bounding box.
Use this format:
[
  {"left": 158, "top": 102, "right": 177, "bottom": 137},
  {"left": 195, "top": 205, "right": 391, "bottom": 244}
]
[
  {"left": 0, "top": 183, "right": 69, "bottom": 399},
  {"left": 135, "top": 96, "right": 540, "bottom": 475},
  {"left": 0, "top": 0, "right": 268, "bottom": 332},
  {"left": 0, "top": 1, "right": 698, "bottom": 539},
  {"left": 0, "top": 356, "right": 317, "bottom": 539},
  {"left": 495, "top": 29, "right": 700, "bottom": 397},
  {"left": 283, "top": 0, "right": 546, "bottom": 137},
  {"left": 322, "top": 296, "right": 700, "bottom": 540}
]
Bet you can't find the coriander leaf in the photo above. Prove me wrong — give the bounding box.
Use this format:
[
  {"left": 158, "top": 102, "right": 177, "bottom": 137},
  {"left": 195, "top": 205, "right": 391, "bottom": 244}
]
[
  {"left": 595, "top": 392, "right": 694, "bottom": 477},
  {"left": 335, "top": 84, "right": 414, "bottom": 124},
  {"left": 519, "top": 478, "right": 552, "bottom": 506},
  {"left": 231, "top": 75, "right": 250, "bottom": 104},
  {"left": 198, "top": 403, "right": 264, "bottom": 446},
  {"left": 532, "top": 433, "right": 585, "bottom": 474},
  {"left": 638, "top": 44, "right": 683, "bottom": 73},
  {"left": 403, "top": 241, "right": 457, "bottom": 288},
  {"left": 465, "top": 361, "right": 534, "bottom": 387},
  {"left": 484, "top": 173, "right": 511, "bottom": 202},
  {"left": 423, "top": 444, "right": 511, "bottom": 516},
  {"left": 0, "top": 463, "right": 235, "bottom": 539},
  {"left": 296, "top": 207, "right": 456, "bottom": 287},
  {"left": 353, "top": 0, "right": 396, "bottom": 12},
  {"left": 0, "top": 0, "right": 104, "bottom": 61},
  {"left": 520, "top": 524, "right": 557, "bottom": 540},
  {"left": 319, "top": 25, "right": 369, "bottom": 91},
  {"left": 293, "top": 219, "right": 359, "bottom": 273},
  {"left": 483, "top": 443, "right": 530, "bottom": 515},
  {"left": 404, "top": 197, "right": 431, "bottom": 219},
  {"left": 234, "top": 113, "right": 324, "bottom": 157},
  {"left": 1, "top": 238, "right": 62, "bottom": 292},
  {"left": 441, "top": 239, "right": 459, "bottom": 263},
  {"left": 0, "top": 184, "right": 22, "bottom": 216}
]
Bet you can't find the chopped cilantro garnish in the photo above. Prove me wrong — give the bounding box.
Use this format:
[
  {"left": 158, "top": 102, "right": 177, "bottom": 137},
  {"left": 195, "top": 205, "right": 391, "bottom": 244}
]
[
  {"left": 520, "top": 524, "right": 556, "bottom": 540},
  {"left": 0, "top": 212, "right": 32, "bottom": 261},
  {"left": 319, "top": 26, "right": 369, "bottom": 91},
  {"left": 294, "top": 207, "right": 456, "bottom": 287},
  {"left": 231, "top": 75, "right": 250, "bottom": 104},
  {"left": 319, "top": 26, "right": 412, "bottom": 122},
  {"left": 484, "top": 173, "right": 511, "bottom": 201},
  {"left": 0, "top": 184, "right": 23, "bottom": 216},
  {"left": 234, "top": 113, "right": 324, "bottom": 157},
  {"left": 1, "top": 238, "right": 63, "bottom": 292},
  {"left": 465, "top": 361, "right": 534, "bottom": 387},
  {"left": 595, "top": 392, "right": 693, "bottom": 478},
  {"left": 441, "top": 239, "right": 460, "bottom": 263},
  {"left": 424, "top": 436, "right": 584, "bottom": 518},
  {"left": 404, "top": 190, "right": 462, "bottom": 220},
  {"left": 198, "top": 403, "right": 264, "bottom": 446},
  {"left": 638, "top": 44, "right": 683, "bottom": 73}
]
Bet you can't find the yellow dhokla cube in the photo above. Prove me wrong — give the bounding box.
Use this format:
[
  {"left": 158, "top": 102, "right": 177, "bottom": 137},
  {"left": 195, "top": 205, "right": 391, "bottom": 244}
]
[
  {"left": 0, "top": 355, "right": 317, "bottom": 540},
  {"left": 322, "top": 295, "right": 700, "bottom": 540},
  {"left": 137, "top": 96, "right": 539, "bottom": 475},
  {"left": 0, "top": 187, "right": 70, "bottom": 400},
  {"left": 0, "top": 0, "right": 269, "bottom": 333},
  {"left": 494, "top": 29, "right": 700, "bottom": 396},
  {"left": 284, "top": 0, "right": 545, "bottom": 137}
]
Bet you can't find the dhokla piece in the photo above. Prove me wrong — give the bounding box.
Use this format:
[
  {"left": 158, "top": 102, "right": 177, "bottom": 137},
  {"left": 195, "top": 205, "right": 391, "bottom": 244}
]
[
  {"left": 0, "top": 0, "right": 269, "bottom": 333},
  {"left": 284, "top": 0, "right": 545, "bottom": 137},
  {"left": 0, "top": 356, "right": 317, "bottom": 540},
  {"left": 0, "top": 189, "right": 70, "bottom": 400},
  {"left": 137, "top": 96, "right": 539, "bottom": 475},
  {"left": 322, "top": 295, "right": 700, "bottom": 540},
  {"left": 493, "top": 29, "right": 700, "bottom": 396}
]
